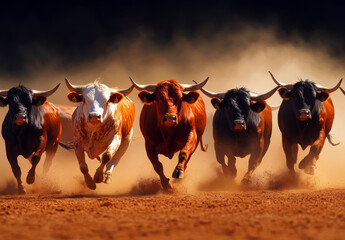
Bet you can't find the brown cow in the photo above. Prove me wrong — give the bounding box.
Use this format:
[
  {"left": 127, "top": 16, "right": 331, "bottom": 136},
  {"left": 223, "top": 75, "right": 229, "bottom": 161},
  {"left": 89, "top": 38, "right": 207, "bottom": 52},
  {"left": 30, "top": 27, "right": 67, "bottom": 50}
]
[
  {"left": 130, "top": 77, "right": 208, "bottom": 190},
  {"left": 55, "top": 104, "right": 75, "bottom": 144},
  {"left": 269, "top": 72, "right": 342, "bottom": 175}
]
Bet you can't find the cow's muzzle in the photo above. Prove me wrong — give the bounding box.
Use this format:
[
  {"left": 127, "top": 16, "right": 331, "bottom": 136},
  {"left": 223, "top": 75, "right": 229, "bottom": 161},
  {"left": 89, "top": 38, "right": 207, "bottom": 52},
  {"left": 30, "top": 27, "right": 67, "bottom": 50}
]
[
  {"left": 88, "top": 112, "right": 102, "bottom": 124},
  {"left": 233, "top": 119, "right": 246, "bottom": 131},
  {"left": 163, "top": 114, "right": 178, "bottom": 127},
  {"left": 15, "top": 113, "right": 27, "bottom": 125},
  {"left": 298, "top": 109, "right": 311, "bottom": 121}
]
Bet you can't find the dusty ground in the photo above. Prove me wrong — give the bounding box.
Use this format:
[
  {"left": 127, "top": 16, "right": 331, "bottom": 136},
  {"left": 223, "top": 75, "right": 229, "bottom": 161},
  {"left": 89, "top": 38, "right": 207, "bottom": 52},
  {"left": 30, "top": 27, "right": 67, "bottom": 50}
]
[{"left": 0, "top": 188, "right": 345, "bottom": 240}]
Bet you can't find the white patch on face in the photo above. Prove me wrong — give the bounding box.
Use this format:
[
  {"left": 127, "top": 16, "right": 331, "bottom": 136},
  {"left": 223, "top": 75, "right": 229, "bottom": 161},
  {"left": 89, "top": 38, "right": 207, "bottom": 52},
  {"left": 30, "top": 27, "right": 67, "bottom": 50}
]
[{"left": 82, "top": 84, "right": 112, "bottom": 124}]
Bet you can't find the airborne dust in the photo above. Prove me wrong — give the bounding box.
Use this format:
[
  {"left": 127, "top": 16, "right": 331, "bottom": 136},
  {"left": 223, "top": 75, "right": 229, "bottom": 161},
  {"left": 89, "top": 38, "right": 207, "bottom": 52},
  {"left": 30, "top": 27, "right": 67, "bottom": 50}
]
[{"left": 0, "top": 26, "right": 344, "bottom": 195}]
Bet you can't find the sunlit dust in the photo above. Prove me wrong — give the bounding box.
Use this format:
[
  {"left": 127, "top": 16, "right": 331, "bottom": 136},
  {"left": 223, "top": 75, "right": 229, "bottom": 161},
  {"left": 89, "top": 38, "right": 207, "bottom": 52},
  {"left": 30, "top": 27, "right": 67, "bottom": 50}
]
[{"left": 0, "top": 26, "right": 345, "bottom": 196}]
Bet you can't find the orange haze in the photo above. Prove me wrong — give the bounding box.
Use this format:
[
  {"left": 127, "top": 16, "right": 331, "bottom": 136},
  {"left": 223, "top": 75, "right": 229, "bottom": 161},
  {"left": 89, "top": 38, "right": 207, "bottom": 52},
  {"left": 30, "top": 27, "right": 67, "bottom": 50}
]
[{"left": 0, "top": 25, "right": 344, "bottom": 195}]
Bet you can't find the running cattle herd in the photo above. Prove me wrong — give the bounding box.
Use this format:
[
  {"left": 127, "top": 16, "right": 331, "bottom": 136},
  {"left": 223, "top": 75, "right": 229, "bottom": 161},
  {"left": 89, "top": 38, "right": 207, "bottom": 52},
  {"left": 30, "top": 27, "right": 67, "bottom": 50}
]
[{"left": 0, "top": 72, "right": 343, "bottom": 194}]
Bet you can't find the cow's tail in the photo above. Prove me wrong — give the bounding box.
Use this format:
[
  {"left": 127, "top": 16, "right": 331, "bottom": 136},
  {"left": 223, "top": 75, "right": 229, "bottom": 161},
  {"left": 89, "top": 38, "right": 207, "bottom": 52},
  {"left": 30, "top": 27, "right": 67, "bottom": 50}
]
[
  {"left": 199, "top": 137, "right": 208, "bottom": 152},
  {"left": 327, "top": 134, "right": 340, "bottom": 146},
  {"left": 59, "top": 141, "right": 75, "bottom": 150}
]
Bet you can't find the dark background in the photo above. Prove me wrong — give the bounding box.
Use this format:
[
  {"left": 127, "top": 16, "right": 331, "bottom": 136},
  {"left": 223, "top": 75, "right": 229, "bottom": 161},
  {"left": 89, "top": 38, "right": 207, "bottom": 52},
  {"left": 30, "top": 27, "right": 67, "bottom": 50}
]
[{"left": 1, "top": 0, "right": 345, "bottom": 77}]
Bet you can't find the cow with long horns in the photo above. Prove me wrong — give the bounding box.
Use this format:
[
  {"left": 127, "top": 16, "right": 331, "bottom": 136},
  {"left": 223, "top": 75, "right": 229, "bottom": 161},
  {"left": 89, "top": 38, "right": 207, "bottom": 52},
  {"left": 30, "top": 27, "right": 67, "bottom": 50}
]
[
  {"left": 269, "top": 71, "right": 342, "bottom": 175},
  {"left": 130, "top": 77, "right": 208, "bottom": 191},
  {"left": 64, "top": 79, "right": 135, "bottom": 189},
  {"left": 0, "top": 84, "right": 61, "bottom": 194},
  {"left": 199, "top": 84, "right": 279, "bottom": 184}
]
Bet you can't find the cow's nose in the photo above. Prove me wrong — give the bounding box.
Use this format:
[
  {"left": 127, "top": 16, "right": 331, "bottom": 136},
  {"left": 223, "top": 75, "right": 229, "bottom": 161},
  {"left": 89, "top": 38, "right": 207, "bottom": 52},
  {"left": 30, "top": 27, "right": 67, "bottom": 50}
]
[
  {"left": 89, "top": 113, "right": 101, "bottom": 123},
  {"left": 15, "top": 113, "right": 26, "bottom": 125},
  {"left": 163, "top": 114, "right": 177, "bottom": 126},
  {"left": 233, "top": 120, "right": 246, "bottom": 131},
  {"left": 299, "top": 109, "right": 311, "bottom": 121}
]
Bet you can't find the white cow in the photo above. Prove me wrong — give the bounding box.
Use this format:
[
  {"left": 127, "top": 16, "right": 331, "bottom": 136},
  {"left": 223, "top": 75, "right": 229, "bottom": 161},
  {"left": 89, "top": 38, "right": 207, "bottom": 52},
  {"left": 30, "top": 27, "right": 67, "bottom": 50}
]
[{"left": 65, "top": 79, "right": 135, "bottom": 189}]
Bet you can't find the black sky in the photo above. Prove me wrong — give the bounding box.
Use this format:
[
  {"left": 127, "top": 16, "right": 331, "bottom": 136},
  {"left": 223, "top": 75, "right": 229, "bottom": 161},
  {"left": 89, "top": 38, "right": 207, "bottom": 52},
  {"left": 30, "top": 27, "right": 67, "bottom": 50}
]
[{"left": 1, "top": 1, "right": 345, "bottom": 76}]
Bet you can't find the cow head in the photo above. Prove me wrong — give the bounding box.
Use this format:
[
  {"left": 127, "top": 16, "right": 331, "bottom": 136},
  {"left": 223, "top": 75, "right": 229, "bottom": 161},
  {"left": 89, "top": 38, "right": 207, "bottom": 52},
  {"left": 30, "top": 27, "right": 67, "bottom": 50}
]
[
  {"left": 269, "top": 71, "right": 342, "bottom": 122},
  {"left": 200, "top": 85, "right": 279, "bottom": 132},
  {"left": 65, "top": 79, "right": 133, "bottom": 126},
  {"left": 0, "top": 84, "right": 60, "bottom": 126},
  {"left": 130, "top": 77, "right": 209, "bottom": 127}
]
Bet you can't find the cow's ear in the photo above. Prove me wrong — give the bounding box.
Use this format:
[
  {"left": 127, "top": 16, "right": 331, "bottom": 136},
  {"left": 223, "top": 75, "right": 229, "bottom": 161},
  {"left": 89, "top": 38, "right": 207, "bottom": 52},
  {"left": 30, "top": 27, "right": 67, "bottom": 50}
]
[
  {"left": 0, "top": 97, "right": 8, "bottom": 107},
  {"left": 316, "top": 92, "right": 329, "bottom": 102},
  {"left": 67, "top": 92, "right": 83, "bottom": 103},
  {"left": 211, "top": 98, "right": 223, "bottom": 109},
  {"left": 32, "top": 96, "right": 47, "bottom": 106},
  {"left": 138, "top": 91, "right": 155, "bottom": 104},
  {"left": 250, "top": 101, "right": 266, "bottom": 113},
  {"left": 109, "top": 93, "right": 123, "bottom": 104},
  {"left": 183, "top": 92, "right": 199, "bottom": 104},
  {"left": 278, "top": 87, "right": 292, "bottom": 100}
]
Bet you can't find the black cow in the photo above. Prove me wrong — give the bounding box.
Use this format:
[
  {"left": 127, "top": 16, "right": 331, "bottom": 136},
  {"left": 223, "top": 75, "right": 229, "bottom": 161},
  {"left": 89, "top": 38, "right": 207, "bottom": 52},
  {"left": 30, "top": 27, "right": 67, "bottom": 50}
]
[
  {"left": 0, "top": 84, "right": 61, "bottom": 194},
  {"left": 199, "top": 85, "right": 279, "bottom": 184},
  {"left": 269, "top": 71, "right": 342, "bottom": 175}
]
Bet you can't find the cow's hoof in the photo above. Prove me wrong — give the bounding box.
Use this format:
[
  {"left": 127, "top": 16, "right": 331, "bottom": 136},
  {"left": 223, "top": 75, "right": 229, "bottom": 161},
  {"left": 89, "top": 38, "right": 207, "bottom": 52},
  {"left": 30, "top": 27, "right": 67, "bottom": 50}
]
[
  {"left": 298, "top": 159, "right": 309, "bottom": 169},
  {"left": 104, "top": 172, "right": 112, "bottom": 184},
  {"left": 26, "top": 171, "right": 35, "bottom": 184},
  {"left": 304, "top": 165, "right": 315, "bottom": 175},
  {"left": 84, "top": 174, "right": 96, "bottom": 190},
  {"left": 241, "top": 177, "right": 252, "bottom": 186},
  {"left": 172, "top": 169, "right": 184, "bottom": 179},
  {"left": 18, "top": 185, "right": 26, "bottom": 195},
  {"left": 162, "top": 179, "right": 173, "bottom": 192},
  {"left": 93, "top": 171, "right": 104, "bottom": 183}
]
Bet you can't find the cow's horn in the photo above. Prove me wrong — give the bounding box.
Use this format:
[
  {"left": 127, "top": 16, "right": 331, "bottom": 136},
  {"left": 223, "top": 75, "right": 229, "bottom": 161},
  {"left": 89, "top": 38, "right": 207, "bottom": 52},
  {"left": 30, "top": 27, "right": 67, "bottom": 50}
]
[
  {"left": 199, "top": 88, "right": 225, "bottom": 99},
  {"left": 32, "top": 83, "right": 61, "bottom": 97},
  {"left": 181, "top": 77, "right": 209, "bottom": 91},
  {"left": 65, "top": 78, "right": 85, "bottom": 94},
  {"left": 269, "top": 71, "right": 293, "bottom": 90},
  {"left": 129, "top": 77, "right": 156, "bottom": 92},
  {"left": 0, "top": 90, "right": 8, "bottom": 97},
  {"left": 112, "top": 84, "right": 135, "bottom": 96},
  {"left": 250, "top": 86, "right": 280, "bottom": 101},
  {"left": 316, "top": 78, "right": 343, "bottom": 93}
]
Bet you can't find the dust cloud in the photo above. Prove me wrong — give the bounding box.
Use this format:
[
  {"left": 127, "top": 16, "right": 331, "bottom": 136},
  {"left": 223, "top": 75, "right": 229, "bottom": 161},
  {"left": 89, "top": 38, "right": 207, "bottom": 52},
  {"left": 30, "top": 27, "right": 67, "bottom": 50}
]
[{"left": 0, "top": 25, "right": 345, "bottom": 195}]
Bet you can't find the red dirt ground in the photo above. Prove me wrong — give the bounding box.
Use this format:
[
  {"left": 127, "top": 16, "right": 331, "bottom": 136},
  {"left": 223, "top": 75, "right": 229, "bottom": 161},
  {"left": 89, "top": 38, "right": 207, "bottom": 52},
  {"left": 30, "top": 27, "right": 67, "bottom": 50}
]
[{"left": 0, "top": 188, "right": 345, "bottom": 240}]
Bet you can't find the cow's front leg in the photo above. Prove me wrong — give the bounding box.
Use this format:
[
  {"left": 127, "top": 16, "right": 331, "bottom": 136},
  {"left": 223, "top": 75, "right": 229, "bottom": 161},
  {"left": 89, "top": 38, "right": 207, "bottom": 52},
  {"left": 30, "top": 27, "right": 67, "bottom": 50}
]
[
  {"left": 75, "top": 144, "right": 96, "bottom": 190},
  {"left": 225, "top": 154, "right": 237, "bottom": 179},
  {"left": 94, "top": 135, "right": 122, "bottom": 183},
  {"left": 282, "top": 136, "right": 298, "bottom": 176},
  {"left": 146, "top": 143, "right": 172, "bottom": 191},
  {"left": 104, "top": 129, "right": 133, "bottom": 184},
  {"left": 242, "top": 139, "right": 266, "bottom": 185},
  {"left": 241, "top": 152, "right": 263, "bottom": 185},
  {"left": 5, "top": 144, "right": 25, "bottom": 194},
  {"left": 299, "top": 130, "right": 326, "bottom": 175},
  {"left": 27, "top": 135, "right": 47, "bottom": 184},
  {"left": 215, "top": 142, "right": 237, "bottom": 179},
  {"left": 172, "top": 131, "right": 197, "bottom": 179}
]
